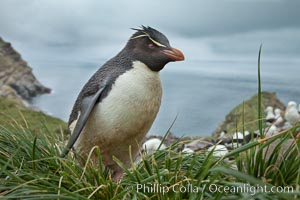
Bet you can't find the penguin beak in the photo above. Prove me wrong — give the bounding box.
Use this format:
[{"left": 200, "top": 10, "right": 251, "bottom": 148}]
[{"left": 162, "top": 47, "right": 185, "bottom": 61}]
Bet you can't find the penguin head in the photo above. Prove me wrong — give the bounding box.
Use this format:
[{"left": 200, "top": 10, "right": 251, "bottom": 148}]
[{"left": 124, "top": 26, "right": 184, "bottom": 71}]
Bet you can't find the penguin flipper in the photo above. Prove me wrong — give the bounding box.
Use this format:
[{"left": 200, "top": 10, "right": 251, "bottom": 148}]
[{"left": 60, "top": 83, "right": 108, "bottom": 158}]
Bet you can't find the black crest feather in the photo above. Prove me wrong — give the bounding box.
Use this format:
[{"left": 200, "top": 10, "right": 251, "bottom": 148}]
[{"left": 130, "top": 25, "right": 170, "bottom": 47}]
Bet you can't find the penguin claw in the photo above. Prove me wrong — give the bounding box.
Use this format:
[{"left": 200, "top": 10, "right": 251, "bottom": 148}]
[{"left": 112, "top": 171, "right": 124, "bottom": 182}]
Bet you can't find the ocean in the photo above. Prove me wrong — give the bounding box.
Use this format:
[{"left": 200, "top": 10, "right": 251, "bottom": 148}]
[{"left": 30, "top": 58, "right": 300, "bottom": 137}]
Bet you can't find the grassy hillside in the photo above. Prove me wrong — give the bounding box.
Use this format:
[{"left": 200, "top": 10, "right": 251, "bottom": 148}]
[
  {"left": 0, "top": 96, "right": 67, "bottom": 134},
  {"left": 213, "top": 92, "right": 286, "bottom": 136},
  {"left": 0, "top": 114, "right": 299, "bottom": 199}
]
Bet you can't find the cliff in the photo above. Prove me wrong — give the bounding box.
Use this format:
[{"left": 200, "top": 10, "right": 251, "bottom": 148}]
[
  {"left": 0, "top": 37, "right": 67, "bottom": 133},
  {"left": 0, "top": 37, "right": 50, "bottom": 105}
]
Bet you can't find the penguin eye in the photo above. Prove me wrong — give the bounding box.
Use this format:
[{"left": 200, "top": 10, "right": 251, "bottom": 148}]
[{"left": 148, "top": 43, "right": 155, "bottom": 49}]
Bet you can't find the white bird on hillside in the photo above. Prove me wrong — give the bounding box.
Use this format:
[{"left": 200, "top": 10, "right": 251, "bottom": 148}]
[
  {"left": 298, "top": 104, "right": 300, "bottom": 114},
  {"left": 281, "top": 121, "right": 292, "bottom": 130},
  {"left": 142, "top": 138, "right": 166, "bottom": 155},
  {"left": 274, "top": 108, "right": 284, "bottom": 125},
  {"left": 230, "top": 131, "right": 251, "bottom": 148},
  {"left": 284, "top": 101, "right": 300, "bottom": 125},
  {"left": 182, "top": 147, "right": 194, "bottom": 154},
  {"left": 264, "top": 124, "right": 278, "bottom": 137},
  {"left": 233, "top": 132, "right": 243, "bottom": 140},
  {"left": 208, "top": 145, "right": 228, "bottom": 157},
  {"left": 233, "top": 131, "right": 250, "bottom": 140},
  {"left": 219, "top": 131, "right": 226, "bottom": 138},
  {"left": 265, "top": 106, "right": 275, "bottom": 125}
]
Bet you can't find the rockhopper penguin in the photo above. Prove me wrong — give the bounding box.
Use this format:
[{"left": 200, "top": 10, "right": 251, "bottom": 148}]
[{"left": 61, "top": 26, "right": 184, "bottom": 181}]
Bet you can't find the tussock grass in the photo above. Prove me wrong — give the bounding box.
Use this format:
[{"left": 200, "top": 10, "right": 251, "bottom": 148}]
[
  {"left": 0, "top": 116, "right": 299, "bottom": 199},
  {"left": 0, "top": 96, "right": 67, "bottom": 134}
]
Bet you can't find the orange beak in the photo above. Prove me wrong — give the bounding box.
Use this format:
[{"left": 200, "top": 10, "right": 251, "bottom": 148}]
[{"left": 162, "top": 47, "right": 185, "bottom": 61}]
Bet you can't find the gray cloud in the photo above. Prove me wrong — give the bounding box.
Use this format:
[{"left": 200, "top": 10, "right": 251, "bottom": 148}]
[
  {"left": 167, "top": 0, "right": 300, "bottom": 37},
  {"left": 0, "top": 0, "right": 299, "bottom": 62}
]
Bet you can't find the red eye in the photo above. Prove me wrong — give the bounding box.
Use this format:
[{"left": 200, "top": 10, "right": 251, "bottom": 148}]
[{"left": 148, "top": 43, "right": 155, "bottom": 49}]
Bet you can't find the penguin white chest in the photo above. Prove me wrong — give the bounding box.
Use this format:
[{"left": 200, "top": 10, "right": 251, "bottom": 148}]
[{"left": 86, "top": 61, "right": 162, "bottom": 140}]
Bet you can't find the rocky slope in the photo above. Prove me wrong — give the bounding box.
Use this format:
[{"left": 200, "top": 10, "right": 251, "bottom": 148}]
[
  {"left": 146, "top": 92, "right": 289, "bottom": 154},
  {"left": 0, "top": 37, "right": 50, "bottom": 105},
  {"left": 213, "top": 92, "right": 286, "bottom": 136},
  {"left": 0, "top": 37, "right": 67, "bottom": 133}
]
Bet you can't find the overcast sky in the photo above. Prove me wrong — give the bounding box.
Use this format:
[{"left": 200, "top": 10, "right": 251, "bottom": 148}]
[{"left": 0, "top": 0, "right": 300, "bottom": 63}]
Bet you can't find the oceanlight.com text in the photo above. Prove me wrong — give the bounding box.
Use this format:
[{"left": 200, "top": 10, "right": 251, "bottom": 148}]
[
  {"left": 208, "top": 184, "right": 293, "bottom": 196},
  {"left": 136, "top": 183, "right": 294, "bottom": 196}
]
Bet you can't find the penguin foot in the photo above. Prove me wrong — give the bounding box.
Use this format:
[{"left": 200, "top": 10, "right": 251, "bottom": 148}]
[{"left": 112, "top": 170, "right": 124, "bottom": 182}]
